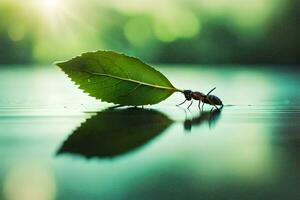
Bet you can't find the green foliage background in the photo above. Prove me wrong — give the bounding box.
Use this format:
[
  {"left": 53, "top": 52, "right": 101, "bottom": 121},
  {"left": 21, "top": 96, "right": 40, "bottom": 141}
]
[{"left": 0, "top": 0, "right": 299, "bottom": 64}]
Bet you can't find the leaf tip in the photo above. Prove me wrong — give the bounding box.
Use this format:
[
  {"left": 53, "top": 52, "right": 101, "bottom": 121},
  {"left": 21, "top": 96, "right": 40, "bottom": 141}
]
[{"left": 54, "top": 60, "right": 67, "bottom": 68}]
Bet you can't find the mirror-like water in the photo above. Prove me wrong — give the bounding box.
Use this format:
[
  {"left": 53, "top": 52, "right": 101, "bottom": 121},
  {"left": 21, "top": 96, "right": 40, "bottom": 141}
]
[{"left": 0, "top": 65, "right": 299, "bottom": 200}]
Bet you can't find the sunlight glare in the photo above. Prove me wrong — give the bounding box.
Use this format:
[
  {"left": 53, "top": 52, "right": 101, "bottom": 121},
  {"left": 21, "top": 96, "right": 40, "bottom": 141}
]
[
  {"left": 44, "top": 0, "right": 58, "bottom": 9},
  {"left": 36, "top": 0, "right": 62, "bottom": 20}
]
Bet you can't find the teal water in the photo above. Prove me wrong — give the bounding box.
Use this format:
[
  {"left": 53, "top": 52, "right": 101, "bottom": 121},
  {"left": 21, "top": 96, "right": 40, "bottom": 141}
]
[{"left": 0, "top": 65, "right": 299, "bottom": 200}]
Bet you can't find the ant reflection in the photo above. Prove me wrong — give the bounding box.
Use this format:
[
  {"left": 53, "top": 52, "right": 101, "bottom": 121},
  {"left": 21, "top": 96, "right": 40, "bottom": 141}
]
[{"left": 183, "top": 108, "right": 222, "bottom": 132}]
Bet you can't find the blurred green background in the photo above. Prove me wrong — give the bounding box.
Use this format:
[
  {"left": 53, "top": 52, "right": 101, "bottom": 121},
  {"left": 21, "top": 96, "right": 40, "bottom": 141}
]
[{"left": 0, "top": 0, "right": 299, "bottom": 65}]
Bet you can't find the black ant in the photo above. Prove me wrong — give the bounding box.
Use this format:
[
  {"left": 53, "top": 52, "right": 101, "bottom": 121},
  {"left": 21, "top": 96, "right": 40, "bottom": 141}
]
[{"left": 177, "top": 87, "right": 223, "bottom": 110}]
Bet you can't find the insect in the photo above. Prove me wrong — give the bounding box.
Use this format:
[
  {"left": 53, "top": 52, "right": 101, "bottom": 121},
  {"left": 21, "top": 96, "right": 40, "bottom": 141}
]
[{"left": 177, "top": 87, "right": 223, "bottom": 110}]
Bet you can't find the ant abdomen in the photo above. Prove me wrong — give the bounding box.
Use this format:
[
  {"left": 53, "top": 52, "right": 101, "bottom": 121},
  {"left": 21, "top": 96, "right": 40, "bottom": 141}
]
[{"left": 206, "top": 95, "right": 223, "bottom": 106}]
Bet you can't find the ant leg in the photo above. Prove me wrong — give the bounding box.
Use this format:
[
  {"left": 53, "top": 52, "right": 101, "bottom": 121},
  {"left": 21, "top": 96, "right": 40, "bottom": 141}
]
[
  {"left": 213, "top": 104, "right": 219, "bottom": 110},
  {"left": 201, "top": 102, "right": 204, "bottom": 111},
  {"left": 187, "top": 100, "right": 193, "bottom": 110},
  {"left": 198, "top": 100, "right": 201, "bottom": 110},
  {"left": 176, "top": 99, "right": 187, "bottom": 106}
]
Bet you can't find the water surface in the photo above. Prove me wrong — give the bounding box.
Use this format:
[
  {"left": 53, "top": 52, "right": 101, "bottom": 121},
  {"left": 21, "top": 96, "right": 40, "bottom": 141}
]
[{"left": 0, "top": 65, "right": 299, "bottom": 200}]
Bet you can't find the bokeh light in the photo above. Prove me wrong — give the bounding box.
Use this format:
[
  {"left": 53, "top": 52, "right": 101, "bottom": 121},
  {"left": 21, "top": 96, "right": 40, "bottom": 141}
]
[
  {"left": 3, "top": 162, "right": 56, "bottom": 200},
  {"left": 0, "top": 0, "right": 297, "bottom": 64},
  {"left": 124, "top": 17, "right": 153, "bottom": 47}
]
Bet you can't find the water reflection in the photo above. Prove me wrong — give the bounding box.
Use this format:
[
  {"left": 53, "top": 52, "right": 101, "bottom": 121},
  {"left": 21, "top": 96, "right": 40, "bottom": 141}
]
[
  {"left": 57, "top": 108, "right": 173, "bottom": 159},
  {"left": 57, "top": 107, "right": 225, "bottom": 159},
  {"left": 184, "top": 109, "right": 222, "bottom": 131}
]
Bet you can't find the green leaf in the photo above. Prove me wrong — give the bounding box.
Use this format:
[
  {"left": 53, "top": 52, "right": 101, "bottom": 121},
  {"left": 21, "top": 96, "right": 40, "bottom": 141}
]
[
  {"left": 57, "top": 108, "right": 173, "bottom": 158},
  {"left": 56, "top": 50, "right": 180, "bottom": 105}
]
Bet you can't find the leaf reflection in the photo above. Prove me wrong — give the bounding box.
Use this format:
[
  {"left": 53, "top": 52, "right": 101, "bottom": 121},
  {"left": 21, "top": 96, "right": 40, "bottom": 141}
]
[{"left": 57, "top": 108, "right": 173, "bottom": 159}]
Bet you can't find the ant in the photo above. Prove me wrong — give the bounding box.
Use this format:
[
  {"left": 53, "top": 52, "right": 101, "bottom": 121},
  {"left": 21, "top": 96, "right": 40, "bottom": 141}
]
[{"left": 177, "top": 87, "right": 223, "bottom": 110}]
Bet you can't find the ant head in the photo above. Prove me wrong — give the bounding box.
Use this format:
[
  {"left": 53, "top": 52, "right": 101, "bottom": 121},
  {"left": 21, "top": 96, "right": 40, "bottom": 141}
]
[{"left": 183, "top": 90, "right": 193, "bottom": 100}]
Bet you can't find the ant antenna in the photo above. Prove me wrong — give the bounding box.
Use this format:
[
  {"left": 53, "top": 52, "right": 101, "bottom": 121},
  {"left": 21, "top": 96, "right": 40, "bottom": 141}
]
[{"left": 206, "top": 87, "right": 216, "bottom": 96}]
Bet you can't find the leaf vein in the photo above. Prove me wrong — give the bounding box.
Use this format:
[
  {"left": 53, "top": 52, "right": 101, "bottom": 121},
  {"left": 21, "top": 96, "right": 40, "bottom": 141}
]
[{"left": 87, "top": 71, "right": 178, "bottom": 92}]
